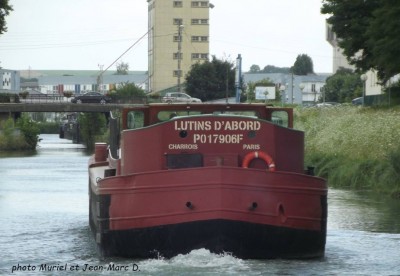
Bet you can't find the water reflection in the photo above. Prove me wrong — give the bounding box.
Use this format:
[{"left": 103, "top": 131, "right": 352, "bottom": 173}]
[{"left": 328, "top": 188, "right": 400, "bottom": 233}]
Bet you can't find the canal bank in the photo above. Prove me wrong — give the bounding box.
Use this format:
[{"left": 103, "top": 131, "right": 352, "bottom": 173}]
[
  {"left": 0, "top": 134, "right": 399, "bottom": 275},
  {"left": 296, "top": 106, "right": 400, "bottom": 197}
]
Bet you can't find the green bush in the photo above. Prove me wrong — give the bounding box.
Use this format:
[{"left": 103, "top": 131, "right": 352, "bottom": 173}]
[
  {"left": 0, "top": 116, "right": 39, "bottom": 151},
  {"left": 295, "top": 106, "right": 400, "bottom": 198}
]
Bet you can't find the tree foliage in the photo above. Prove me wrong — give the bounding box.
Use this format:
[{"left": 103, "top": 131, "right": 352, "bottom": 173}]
[
  {"left": 185, "top": 56, "right": 236, "bottom": 101},
  {"left": 78, "top": 113, "right": 107, "bottom": 152},
  {"left": 108, "top": 82, "right": 146, "bottom": 103},
  {"left": 321, "top": 0, "right": 400, "bottom": 83},
  {"left": 247, "top": 64, "right": 290, "bottom": 74},
  {"left": 263, "top": 65, "right": 291, "bottom": 74},
  {"left": 115, "top": 82, "right": 145, "bottom": 97},
  {"left": 115, "top": 62, "right": 129, "bottom": 75},
  {"left": 322, "top": 68, "right": 363, "bottom": 103},
  {"left": 249, "top": 64, "right": 261, "bottom": 73},
  {"left": 16, "top": 114, "right": 40, "bottom": 150},
  {"left": 291, "top": 54, "right": 314, "bottom": 75},
  {"left": 0, "top": 0, "right": 13, "bottom": 35}
]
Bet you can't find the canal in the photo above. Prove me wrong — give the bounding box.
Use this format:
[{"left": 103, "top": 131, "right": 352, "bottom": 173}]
[{"left": 0, "top": 134, "right": 399, "bottom": 275}]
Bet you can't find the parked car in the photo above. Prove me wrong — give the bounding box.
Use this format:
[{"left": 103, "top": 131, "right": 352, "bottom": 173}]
[
  {"left": 71, "top": 92, "right": 112, "bottom": 104},
  {"left": 352, "top": 97, "right": 363, "bottom": 105},
  {"left": 162, "top": 92, "right": 202, "bottom": 103}
]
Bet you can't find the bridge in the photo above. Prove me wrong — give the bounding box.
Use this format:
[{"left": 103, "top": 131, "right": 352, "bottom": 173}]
[
  {"left": 0, "top": 94, "right": 151, "bottom": 116},
  {"left": 0, "top": 103, "right": 133, "bottom": 113}
]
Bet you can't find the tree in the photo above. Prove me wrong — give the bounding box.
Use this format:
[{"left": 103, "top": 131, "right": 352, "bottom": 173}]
[
  {"left": 185, "top": 56, "right": 236, "bottom": 101},
  {"left": 115, "top": 82, "right": 145, "bottom": 97},
  {"left": 321, "top": 0, "right": 400, "bottom": 83},
  {"left": 78, "top": 113, "right": 107, "bottom": 152},
  {"left": 262, "top": 65, "right": 291, "bottom": 74},
  {"left": 291, "top": 54, "right": 314, "bottom": 75},
  {"left": 16, "top": 114, "right": 40, "bottom": 150},
  {"left": 0, "top": 0, "right": 13, "bottom": 35},
  {"left": 108, "top": 82, "right": 146, "bottom": 103},
  {"left": 249, "top": 64, "right": 261, "bottom": 73},
  {"left": 322, "top": 68, "right": 363, "bottom": 103},
  {"left": 115, "top": 62, "right": 129, "bottom": 75}
]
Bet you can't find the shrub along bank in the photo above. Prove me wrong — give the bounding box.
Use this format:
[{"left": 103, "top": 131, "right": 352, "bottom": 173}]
[
  {"left": 0, "top": 115, "right": 40, "bottom": 151},
  {"left": 295, "top": 106, "right": 400, "bottom": 198}
]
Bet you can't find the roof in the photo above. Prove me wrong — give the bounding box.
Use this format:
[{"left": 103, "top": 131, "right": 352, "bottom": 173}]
[
  {"left": 242, "top": 73, "right": 331, "bottom": 85},
  {"left": 37, "top": 72, "right": 148, "bottom": 85}
]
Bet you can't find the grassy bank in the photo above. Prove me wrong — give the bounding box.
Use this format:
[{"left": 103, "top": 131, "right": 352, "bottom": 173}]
[{"left": 295, "top": 106, "right": 400, "bottom": 198}]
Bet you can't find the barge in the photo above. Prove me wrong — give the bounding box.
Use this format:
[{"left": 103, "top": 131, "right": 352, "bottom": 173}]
[{"left": 89, "top": 103, "right": 327, "bottom": 259}]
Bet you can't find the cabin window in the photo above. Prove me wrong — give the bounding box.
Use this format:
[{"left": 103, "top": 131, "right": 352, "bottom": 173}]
[
  {"left": 166, "top": 153, "right": 203, "bottom": 169},
  {"left": 127, "top": 111, "right": 144, "bottom": 129},
  {"left": 157, "top": 110, "right": 202, "bottom": 121},
  {"left": 212, "top": 111, "right": 258, "bottom": 117},
  {"left": 271, "top": 111, "right": 289, "bottom": 127}
]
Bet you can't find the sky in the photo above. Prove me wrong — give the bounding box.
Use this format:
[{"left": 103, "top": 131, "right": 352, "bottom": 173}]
[{"left": 0, "top": 0, "right": 333, "bottom": 73}]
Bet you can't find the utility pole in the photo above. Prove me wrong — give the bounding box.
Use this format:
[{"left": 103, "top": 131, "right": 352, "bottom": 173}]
[
  {"left": 235, "top": 54, "right": 242, "bottom": 103},
  {"left": 97, "top": 64, "right": 104, "bottom": 93},
  {"left": 177, "top": 25, "right": 183, "bottom": 92},
  {"left": 291, "top": 72, "right": 294, "bottom": 104}
]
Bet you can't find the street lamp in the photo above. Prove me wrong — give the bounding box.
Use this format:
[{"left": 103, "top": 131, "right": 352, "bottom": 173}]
[
  {"left": 299, "top": 83, "right": 305, "bottom": 104},
  {"left": 279, "top": 85, "right": 286, "bottom": 106},
  {"left": 360, "top": 74, "right": 368, "bottom": 106}
]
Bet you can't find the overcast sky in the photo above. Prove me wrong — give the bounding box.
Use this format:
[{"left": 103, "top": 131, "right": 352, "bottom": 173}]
[{"left": 0, "top": 0, "right": 332, "bottom": 73}]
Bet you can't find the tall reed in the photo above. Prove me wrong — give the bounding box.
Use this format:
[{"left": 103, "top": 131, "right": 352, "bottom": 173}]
[{"left": 295, "top": 105, "right": 400, "bottom": 198}]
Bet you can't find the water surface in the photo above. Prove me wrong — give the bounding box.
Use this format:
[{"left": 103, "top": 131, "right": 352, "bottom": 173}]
[{"left": 0, "top": 134, "right": 399, "bottom": 275}]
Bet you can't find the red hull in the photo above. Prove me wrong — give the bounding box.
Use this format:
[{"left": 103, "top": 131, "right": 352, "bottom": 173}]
[
  {"left": 90, "top": 166, "right": 327, "bottom": 258},
  {"left": 88, "top": 104, "right": 327, "bottom": 259}
]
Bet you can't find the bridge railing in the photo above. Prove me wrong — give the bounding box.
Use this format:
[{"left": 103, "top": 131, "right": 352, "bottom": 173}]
[
  {"left": 19, "top": 94, "right": 71, "bottom": 104},
  {"left": 2, "top": 93, "right": 166, "bottom": 105}
]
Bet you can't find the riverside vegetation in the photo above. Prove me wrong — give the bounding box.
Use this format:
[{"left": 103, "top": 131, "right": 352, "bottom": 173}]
[
  {"left": 295, "top": 105, "right": 400, "bottom": 198},
  {"left": 0, "top": 115, "right": 40, "bottom": 151}
]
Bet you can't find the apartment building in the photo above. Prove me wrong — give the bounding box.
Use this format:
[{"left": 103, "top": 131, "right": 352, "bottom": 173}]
[
  {"left": 147, "top": 0, "right": 211, "bottom": 93},
  {"left": 0, "top": 69, "right": 20, "bottom": 94},
  {"left": 326, "top": 23, "right": 384, "bottom": 96}
]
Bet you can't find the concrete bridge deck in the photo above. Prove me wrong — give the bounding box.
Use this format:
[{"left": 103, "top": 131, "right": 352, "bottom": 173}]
[{"left": 0, "top": 103, "right": 136, "bottom": 113}]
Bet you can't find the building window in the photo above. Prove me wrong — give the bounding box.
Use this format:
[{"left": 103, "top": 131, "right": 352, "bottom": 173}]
[
  {"left": 173, "top": 53, "right": 183, "bottom": 59},
  {"left": 173, "top": 18, "right": 183, "bottom": 25},
  {"left": 192, "top": 53, "right": 208, "bottom": 60},
  {"left": 191, "top": 19, "right": 208, "bottom": 25},
  {"left": 173, "top": 1, "right": 183, "bottom": 8},
  {"left": 191, "top": 1, "right": 209, "bottom": 7},
  {"left": 173, "top": 70, "right": 182, "bottom": 77},
  {"left": 173, "top": 36, "right": 182, "bottom": 42},
  {"left": 191, "top": 36, "right": 208, "bottom": 42},
  {"left": 311, "top": 84, "right": 316, "bottom": 92}
]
